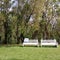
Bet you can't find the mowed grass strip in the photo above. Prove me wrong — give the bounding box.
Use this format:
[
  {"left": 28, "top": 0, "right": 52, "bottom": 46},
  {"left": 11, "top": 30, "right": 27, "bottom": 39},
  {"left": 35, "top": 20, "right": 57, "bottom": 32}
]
[{"left": 0, "top": 46, "right": 60, "bottom": 60}]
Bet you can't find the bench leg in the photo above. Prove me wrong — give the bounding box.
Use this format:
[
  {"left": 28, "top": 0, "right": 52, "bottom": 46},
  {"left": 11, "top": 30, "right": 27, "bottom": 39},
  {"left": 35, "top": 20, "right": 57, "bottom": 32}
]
[
  {"left": 37, "top": 45, "right": 39, "bottom": 47},
  {"left": 22, "top": 44, "right": 24, "bottom": 47},
  {"left": 41, "top": 45, "right": 42, "bottom": 47},
  {"left": 57, "top": 45, "right": 58, "bottom": 47}
]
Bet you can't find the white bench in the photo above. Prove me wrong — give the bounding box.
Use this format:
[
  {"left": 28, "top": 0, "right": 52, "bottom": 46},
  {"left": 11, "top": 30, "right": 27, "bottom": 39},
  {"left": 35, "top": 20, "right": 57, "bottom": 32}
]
[
  {"left": 23, "top": 38, "right": 39, "bottom": 47},
  {"left": 41, "top": 39, "right": 58, "bottom": 47}
]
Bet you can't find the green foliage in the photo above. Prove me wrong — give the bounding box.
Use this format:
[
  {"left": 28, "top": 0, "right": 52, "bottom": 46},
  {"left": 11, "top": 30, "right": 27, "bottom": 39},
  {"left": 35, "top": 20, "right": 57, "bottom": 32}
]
[{"left": 0, "top": 0, "right": 60, "bottom": 44}]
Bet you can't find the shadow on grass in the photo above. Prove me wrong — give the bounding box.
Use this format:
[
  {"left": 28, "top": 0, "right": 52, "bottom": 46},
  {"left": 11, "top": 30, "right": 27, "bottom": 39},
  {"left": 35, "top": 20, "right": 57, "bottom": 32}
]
[
  {"left": 4, "top": 58, "right": 24, "bottom": 60},
  {"left": 40, "top": 46, "right": 58, "bottom": 48},
  {"left": 0, "top": 44, "right": 22, "bottom": 48},
  {"left": 0, "top": 44, "right": 58, "bottom": 48}
]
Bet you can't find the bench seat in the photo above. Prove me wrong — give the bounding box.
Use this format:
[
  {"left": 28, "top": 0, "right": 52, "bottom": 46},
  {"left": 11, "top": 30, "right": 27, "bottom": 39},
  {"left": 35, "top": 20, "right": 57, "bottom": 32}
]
[{"left": 23, "top": 43, "right": 38, "bottom": 46}]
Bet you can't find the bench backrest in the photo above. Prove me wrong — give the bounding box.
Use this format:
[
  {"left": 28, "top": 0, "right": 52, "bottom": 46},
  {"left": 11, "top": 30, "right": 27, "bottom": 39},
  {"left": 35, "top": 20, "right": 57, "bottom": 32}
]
[
  {"left": 29, "top": 40, "right": 38, "bottom": 43},
  {"left": 24, "top": 38, "right": 38, "bottom": 43},
  {"left": 41, "top": 39, "right": 57, "bottom": 43}
]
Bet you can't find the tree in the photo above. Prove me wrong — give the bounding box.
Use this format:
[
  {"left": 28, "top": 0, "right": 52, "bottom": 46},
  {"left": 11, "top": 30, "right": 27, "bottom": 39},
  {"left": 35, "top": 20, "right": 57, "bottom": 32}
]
[
  {"left": 39, "top": 0, "right": 60, "bottom": 39},
  {"left": 0, "top": 0, "right": 60, "bottom": 44},
  {"left": 0, "top": 0, "right": 12, "bottom": 44}
]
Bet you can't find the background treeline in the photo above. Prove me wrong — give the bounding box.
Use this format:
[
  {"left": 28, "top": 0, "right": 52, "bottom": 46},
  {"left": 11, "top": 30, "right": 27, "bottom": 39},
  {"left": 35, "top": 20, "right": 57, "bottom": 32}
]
[{"left": 0, "top": 0, "right": 60, "bottom": 44}]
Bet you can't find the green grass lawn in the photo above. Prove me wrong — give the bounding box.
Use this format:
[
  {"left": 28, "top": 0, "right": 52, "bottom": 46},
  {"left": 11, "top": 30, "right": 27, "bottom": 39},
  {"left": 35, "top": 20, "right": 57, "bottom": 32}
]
[{"left": 0, "top": 45, "right": 60, "bottom": 60}]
